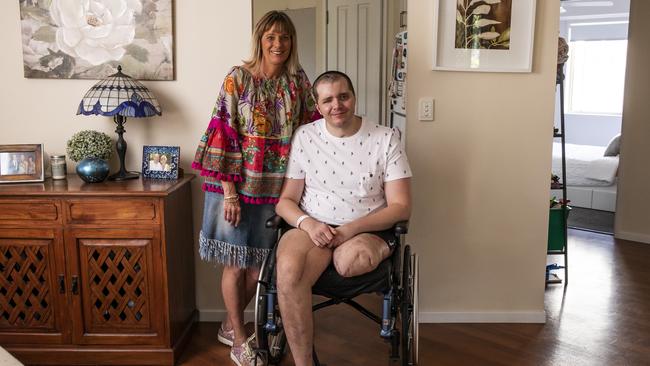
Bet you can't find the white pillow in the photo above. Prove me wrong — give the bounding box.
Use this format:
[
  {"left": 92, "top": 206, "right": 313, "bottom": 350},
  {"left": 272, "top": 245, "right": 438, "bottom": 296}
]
[{"left": 604, "top": 134, "right": 621, "bottom": 156}]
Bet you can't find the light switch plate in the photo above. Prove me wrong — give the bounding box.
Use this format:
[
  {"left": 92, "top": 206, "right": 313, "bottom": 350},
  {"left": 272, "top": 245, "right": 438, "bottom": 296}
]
[{"left": 418, "top": 98, "right": 434, "bottom": 121}]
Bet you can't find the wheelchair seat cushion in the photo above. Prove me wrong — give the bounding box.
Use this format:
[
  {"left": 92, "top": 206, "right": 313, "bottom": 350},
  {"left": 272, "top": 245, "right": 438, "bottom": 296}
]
[{"left": 312, "top": 257, "right": 391, "bottom": 299}]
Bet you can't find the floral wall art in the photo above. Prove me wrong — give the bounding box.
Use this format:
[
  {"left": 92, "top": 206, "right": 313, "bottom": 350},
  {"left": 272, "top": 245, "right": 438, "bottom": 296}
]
[
  {"left": 455, "top": 0, "right": 511, "bottom": 50},
  {"left": 19, "top": 0, "right": 173, "bottom": 80}
]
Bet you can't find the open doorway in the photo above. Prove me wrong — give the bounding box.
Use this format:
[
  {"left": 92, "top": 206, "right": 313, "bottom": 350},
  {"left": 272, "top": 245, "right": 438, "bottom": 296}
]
[
  {"left": 553, "top": 0, "right": 630, "bottom": 234},
  {"left": 253, "top": 0, "right": 407, "bottom": 130}
]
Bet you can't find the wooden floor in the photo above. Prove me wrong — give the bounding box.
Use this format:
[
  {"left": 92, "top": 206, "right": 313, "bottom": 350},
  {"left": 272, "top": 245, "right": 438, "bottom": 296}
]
[{"left": 176, "top": 229, "right": 650, "bottom": 366}]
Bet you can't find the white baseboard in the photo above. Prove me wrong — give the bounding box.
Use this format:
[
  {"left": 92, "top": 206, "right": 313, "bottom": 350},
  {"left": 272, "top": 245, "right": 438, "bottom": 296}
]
[
  {"left": 418, "top": 311, "right": 546, "bottom": 323},
  {"left": 615, "top": 231, "right": 650, "bottom": 244},
  {"left": 199, "top": 309, "right": 255, "bottom": 322},
  {"left": 199, "top": 308, "right": 546, "bottom": 324}
]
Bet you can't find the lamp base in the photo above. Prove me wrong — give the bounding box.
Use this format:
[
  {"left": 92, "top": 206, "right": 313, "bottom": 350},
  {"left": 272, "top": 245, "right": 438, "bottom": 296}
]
[{"left": 108, "top": 171, "right": 140, "bottom": 181}]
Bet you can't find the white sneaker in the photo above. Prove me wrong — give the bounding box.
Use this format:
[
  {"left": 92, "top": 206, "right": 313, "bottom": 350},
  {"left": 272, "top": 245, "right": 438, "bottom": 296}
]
[
  {"left": 230, "top": 335, "right": 265, "bottom": 366},
  {"left": 217, "top": 324, "right": 234, "bottom": 347}
]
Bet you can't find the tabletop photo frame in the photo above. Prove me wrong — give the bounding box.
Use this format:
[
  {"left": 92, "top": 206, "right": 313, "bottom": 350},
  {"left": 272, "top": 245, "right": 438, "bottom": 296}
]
[
  {"left": 432, "top": 0, "right": 536, "bottom": 72},
  {"left": 0, "top": 144, "right": 45, "bottom": 183},
  {"left": 142, "top": 145, "right": 180, "bottom": 180}
]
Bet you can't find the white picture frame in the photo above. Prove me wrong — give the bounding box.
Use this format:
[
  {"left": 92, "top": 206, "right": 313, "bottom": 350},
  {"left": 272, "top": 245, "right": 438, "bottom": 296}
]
[{"left": 432, "top": 0, "right": 537, "bottom": 72}]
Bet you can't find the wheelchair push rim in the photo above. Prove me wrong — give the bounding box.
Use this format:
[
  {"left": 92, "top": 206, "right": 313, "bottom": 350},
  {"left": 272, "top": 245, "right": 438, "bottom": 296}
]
[
  {"left": 401, "top": 245, "right": 419, "bottom": 366},
  {"left": 254, "top": 253, "right": 287, "bottom": 365}
]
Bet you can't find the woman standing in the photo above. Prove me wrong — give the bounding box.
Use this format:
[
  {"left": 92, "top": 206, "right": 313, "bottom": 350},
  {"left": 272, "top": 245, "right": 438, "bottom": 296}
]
[{"left": 192, "top": 11, "right": 319, "bottom": 366}]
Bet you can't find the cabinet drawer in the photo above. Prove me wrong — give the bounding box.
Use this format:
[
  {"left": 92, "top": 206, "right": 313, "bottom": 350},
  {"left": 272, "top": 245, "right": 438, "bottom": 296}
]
[
  {"left": 0, "top": 200, "right": 59, "bottom": 224},
  {"left": 65, "top": 198, "right": 159, "bottom": 225}
]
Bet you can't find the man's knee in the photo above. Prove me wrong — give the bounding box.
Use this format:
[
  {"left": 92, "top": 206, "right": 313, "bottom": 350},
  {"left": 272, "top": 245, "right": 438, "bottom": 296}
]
[
  {"left": 333, "top": 246, "right": 379, "bottom": 278},
  {"left": 276, "top": 229, "right": 308, "bottom": 291}
]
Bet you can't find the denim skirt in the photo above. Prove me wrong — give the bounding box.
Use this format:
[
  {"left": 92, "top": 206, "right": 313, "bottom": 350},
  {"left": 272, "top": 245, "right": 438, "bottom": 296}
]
[{"left": 199, "top": 191, "right": 276, "bottom": 268}]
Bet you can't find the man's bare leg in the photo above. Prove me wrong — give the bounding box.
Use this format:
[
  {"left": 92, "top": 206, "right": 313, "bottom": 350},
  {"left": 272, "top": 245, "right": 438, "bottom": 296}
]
[
  {"left": 332, "top": 233, "right": 391, "bottom": 277},
  {"left": 276, "top": 229, "right": 332, "bottom": 366}
]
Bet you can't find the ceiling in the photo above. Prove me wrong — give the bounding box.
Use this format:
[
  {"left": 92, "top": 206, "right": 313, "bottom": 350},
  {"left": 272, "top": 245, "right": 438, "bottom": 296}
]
[{"left": 560, "top": 0, "right": 630, "bottom": 19}]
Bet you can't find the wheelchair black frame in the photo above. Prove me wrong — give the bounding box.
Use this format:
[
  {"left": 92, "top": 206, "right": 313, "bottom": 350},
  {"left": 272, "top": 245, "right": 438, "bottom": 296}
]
[{"left": 254, "top": 215, "right": 412, "bottom": 365}]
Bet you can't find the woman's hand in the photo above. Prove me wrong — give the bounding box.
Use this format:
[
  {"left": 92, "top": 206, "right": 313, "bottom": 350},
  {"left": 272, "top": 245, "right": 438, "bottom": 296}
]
[
  {"left": 222, "top": 181, "right": 241, "bottom": 227},
  {"left": 223, "top": 200, "right": 241, "bottom": 226},
  {"left": 301, "top": 218, "right": 337, "bottom": 248}
]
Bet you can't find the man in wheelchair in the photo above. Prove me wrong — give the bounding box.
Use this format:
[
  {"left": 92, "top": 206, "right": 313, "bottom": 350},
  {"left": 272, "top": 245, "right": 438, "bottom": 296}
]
[{"left": 273, "top": 70, "right": 412, "bottom": 366}]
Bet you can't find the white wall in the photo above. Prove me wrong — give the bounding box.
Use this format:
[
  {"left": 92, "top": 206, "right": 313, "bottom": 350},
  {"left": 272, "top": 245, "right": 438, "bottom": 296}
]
[
  {"left": 406, "top": 0, "right": 559, "bottom": 322},
  {"left": 0, "top": 0, "right": 252, "bottom": 316},
  {"left": 615, "top": 0, "right": 650, "bottom": 244}
]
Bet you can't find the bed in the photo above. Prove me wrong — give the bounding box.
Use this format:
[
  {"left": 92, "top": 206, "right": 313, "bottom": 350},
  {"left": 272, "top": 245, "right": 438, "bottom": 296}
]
[{"left": 551, "top": 142, "right": 619, "bottom": 212}]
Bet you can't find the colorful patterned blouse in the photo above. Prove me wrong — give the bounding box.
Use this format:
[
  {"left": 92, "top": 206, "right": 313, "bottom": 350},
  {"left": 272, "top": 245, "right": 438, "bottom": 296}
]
[{"left": 192, "top": 66, "right": 319, "bottom": 204}]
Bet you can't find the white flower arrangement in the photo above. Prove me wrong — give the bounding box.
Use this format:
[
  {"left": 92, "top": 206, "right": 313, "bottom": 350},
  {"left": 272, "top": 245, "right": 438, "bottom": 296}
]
[{"left": 66, "top": 130, "right": 113, "bottom": 162}]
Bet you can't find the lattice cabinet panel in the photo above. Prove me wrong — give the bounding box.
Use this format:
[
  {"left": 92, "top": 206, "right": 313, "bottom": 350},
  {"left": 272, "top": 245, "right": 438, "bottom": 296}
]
[
  {"left": 0, "top": 240, "right": 55, "bottom": 330},
  {"left": 0, "top": 229, "right": 67, "bottom": 345},
  {"left": 67, "top": 229, "right": 164, "bottom": 346},
  {"left": 84, "top": 242, "right": 151, "bottom": 328}
]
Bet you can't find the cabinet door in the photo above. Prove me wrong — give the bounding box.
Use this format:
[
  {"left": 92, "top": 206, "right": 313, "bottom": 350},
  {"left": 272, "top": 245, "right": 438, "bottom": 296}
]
[
  {"left": 65, "top": 228, "right": 165, "bottom": 346},
  {"left": 0, "top": 228, "right": 69, "bottom": 344}
]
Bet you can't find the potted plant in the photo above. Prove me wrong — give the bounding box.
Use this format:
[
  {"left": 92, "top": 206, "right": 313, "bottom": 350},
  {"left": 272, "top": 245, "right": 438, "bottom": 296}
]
[{"left": 66, "top": 130, "right": 113, "bottom": 183}]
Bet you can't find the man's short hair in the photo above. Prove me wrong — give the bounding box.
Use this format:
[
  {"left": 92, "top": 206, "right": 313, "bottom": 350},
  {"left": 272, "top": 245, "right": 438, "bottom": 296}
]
[{"left": 312, "top": 71, "right": 356, "bottom": 101}]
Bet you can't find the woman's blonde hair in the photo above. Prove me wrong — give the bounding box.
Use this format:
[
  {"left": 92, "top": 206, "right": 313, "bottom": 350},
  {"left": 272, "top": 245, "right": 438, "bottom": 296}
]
[{"left": 243, "top": 11, "right": 301, "bottom": 76}]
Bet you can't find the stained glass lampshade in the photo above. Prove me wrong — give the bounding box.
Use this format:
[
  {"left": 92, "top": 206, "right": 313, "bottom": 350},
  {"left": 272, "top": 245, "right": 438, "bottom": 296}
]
[{"left": 77, "top": 66, "right": 162, "bottom": 181}]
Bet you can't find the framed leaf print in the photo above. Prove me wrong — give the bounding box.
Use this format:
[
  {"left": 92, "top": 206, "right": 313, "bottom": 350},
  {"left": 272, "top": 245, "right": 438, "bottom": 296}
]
[{"left": 433, "top": 0, "right": 536, "bottom": 72}]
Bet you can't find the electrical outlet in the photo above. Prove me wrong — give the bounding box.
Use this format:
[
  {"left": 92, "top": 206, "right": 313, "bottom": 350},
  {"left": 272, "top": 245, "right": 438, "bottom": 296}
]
[{"left": 418, "top": 98, "right": 434, "bottom": 121}]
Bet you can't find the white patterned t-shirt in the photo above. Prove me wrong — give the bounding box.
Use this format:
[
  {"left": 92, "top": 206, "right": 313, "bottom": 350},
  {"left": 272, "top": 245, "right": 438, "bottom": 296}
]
[{"left": 285, "top": 118, "right": 412, "bottom": 225}]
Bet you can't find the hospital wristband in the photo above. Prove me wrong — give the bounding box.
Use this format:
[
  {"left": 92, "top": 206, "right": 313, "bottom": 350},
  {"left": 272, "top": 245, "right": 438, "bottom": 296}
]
[{"left": 296, "top": 214, "right": 311, "bottom": 229}]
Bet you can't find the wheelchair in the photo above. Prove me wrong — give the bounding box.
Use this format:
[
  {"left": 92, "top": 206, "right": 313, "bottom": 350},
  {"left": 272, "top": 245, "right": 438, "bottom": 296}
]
[{"left": 254, "top": 215, "right": 419, "bottom": 365}]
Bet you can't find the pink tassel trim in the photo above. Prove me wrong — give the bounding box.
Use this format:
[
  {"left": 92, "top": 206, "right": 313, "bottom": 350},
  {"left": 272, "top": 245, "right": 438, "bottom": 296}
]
[
  {"left": 202, "top": 183, "right": 279, "bottom": 205},
  {"left": 192, "top": 162, "right": 243, "bottom": 182}
]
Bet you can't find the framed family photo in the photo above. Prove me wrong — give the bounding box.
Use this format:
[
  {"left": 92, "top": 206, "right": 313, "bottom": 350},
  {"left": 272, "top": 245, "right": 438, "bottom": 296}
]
[
  {"left": 0, "top": 144, "right": 44, "bottom": 183},
  {"left": 432, "top": 0, "right": 536, "bottom": 72},
  {"left": 142, "top": 145, "right": 180, "bottom": 180}
]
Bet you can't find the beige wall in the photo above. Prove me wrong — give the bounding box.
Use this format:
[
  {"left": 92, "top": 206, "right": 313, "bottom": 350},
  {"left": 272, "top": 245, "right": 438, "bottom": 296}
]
[
  {"left": 0, "top": 0, "right": 252, "bottom": 316},
  {"left": 2, "top": 0, "right": 569, "bottom": 322},
  {"left": 406, "top": 0, "right": 559, "bottom": 321},
  {"left": 615, "top": 0, "right": 650, "bottom": 244}
]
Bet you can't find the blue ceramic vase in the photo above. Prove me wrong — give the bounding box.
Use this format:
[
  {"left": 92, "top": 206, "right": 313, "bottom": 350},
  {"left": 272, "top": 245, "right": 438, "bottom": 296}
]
[{"left": 76, "top": 157, "right": 110, "bottom": 183}]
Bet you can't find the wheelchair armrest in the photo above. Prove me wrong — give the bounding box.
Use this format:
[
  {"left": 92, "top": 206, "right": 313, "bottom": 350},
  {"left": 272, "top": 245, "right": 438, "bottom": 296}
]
[
  {"left": 267, "top": 214, "right": 408, "bottom": 234},
  {"left": 265, "top": 214, "right": 288, "bottom": 229},
  {"left": 393, "top": 221, "right": 409, "bottom": 235}
]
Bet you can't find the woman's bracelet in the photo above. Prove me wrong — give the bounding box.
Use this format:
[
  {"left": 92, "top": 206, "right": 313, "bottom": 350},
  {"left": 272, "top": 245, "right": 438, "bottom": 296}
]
[
  {"left": 296, "top": 214, "right": 311, "bottom": 229},
  {"left": 224, "top": 194, "right": 239, "bottom": 200}
]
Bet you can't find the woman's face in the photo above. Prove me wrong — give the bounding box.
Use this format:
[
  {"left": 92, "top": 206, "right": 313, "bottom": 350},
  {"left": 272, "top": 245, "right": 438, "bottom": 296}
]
[{"left": 260, "top": 24, "right": 291, "bottom": 68}]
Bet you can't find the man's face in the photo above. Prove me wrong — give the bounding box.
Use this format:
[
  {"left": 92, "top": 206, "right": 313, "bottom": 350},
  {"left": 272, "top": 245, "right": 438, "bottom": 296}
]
[{"left": 315, "top": 79, "right": 356, "bottom": 128}]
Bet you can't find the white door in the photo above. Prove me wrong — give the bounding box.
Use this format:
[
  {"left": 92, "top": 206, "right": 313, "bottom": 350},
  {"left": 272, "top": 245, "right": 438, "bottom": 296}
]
[{"left": 327, "top": 0, "right": 383, "bottom": 124}]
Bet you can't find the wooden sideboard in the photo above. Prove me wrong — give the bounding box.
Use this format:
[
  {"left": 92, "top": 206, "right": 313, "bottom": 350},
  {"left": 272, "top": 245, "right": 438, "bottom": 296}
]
[{"left": 0, "top": 175, "right": 196, "bottom": 365}]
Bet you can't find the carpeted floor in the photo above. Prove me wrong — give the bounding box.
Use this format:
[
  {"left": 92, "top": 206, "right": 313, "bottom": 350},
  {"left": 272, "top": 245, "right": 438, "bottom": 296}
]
[{"left": 568, "top": 207, "right": 615, "bottom": 233}]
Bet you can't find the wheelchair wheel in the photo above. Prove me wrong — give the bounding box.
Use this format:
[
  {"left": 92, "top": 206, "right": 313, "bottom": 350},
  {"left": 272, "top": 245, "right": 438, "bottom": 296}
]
[
  {"left": 401, "top": 245, "right": 419, "bottom": 366},
  {"left": 254, "top": 254, "right": 287, "bottom": 365}
]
